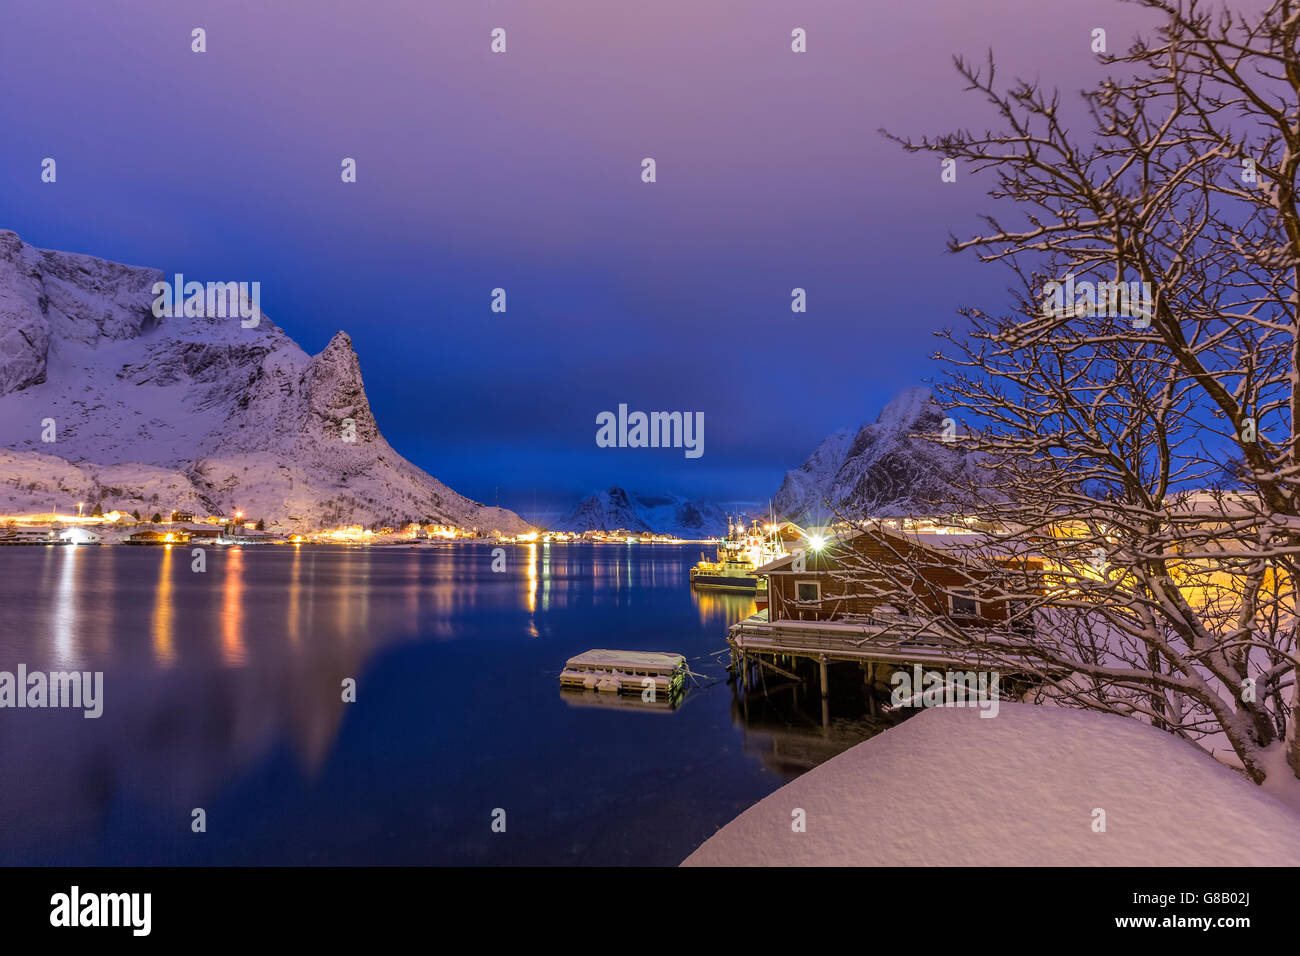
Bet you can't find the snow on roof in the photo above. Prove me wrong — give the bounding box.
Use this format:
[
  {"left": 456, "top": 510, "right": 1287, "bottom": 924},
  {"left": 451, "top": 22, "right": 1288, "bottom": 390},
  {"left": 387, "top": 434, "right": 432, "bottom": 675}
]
[
  {"left": 564, "top": 649, "right": 685, "bottom": 671},
  {"left": 682, "top": 702, "right": 1300, "bottom": 866},
  {"left": 893, "top": 530, "right": 992, "bottom": 551},
  {"left": 753, "top": 554, "right": 796, "bottom": 574},
  {"left": 1165, "top": 490, "right": 1262, "bottom": 515},
  {"left": 754, "top": 525, "right": 1027, "bottom": 573}
]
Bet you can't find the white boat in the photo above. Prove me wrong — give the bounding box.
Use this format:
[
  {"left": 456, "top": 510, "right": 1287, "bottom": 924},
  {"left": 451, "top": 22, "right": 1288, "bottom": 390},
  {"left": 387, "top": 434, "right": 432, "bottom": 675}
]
[{"left": 690, "top": 516, "right": 785, "bottom": 594}]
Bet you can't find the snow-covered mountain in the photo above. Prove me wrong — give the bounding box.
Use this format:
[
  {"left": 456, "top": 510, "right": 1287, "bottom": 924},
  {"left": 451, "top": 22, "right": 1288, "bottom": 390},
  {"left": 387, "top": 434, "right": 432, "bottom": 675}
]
[
  {"left": 772, "top": 386, "right": 981, "bottom": 521},
  {"left": 0, "top": 230, "right": 528, "bottom": 533},
  {"left": 560, "top": 487, "right": 729, "bottom": 538}
]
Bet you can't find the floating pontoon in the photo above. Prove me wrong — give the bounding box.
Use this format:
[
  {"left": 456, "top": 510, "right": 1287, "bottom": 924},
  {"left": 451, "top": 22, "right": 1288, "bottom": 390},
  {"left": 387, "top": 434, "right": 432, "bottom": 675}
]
[{"left": 559, "top": 649, "right": 687, "bottom": 699}]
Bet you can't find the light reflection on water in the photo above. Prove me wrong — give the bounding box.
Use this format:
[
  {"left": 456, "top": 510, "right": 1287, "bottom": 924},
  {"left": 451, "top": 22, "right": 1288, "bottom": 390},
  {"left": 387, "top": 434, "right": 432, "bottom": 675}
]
[
  {"left": 0, "top": 542, "right": 887, "bottom": 865},
  {"left": 51, "top": 541, "right": 79, "bottom": 666},
  {"left": 692, "top": 589, "right": 761, "bottom": 627},
  {"left": 151, "top": 545, "right": 174, "bottom": 668},
  {"left": 222, "top": 546, "right": 245, "bottom": 666}
]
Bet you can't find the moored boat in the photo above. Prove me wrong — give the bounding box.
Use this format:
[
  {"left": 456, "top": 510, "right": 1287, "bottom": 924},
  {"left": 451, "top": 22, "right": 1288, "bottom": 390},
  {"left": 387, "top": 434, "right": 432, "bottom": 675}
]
[
  {"left": 689, "top": 516, "right": 785, "bottom": 594},
  {"left": 689, "top": 558, "right": 761, "bottom": 591}
]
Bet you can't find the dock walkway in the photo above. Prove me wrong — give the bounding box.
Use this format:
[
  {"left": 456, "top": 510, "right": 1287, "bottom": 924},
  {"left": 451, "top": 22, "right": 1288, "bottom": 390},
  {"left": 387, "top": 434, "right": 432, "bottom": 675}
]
[{"left": 727, "top": 611, "right": 1045, "bottom": 727}]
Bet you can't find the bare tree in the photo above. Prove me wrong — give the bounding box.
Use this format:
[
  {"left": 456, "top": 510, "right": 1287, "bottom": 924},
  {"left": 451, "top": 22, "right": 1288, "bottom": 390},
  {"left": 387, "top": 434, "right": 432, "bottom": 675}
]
[{"left": 864, "top": 0, "right": 1300, "bottom": 782}]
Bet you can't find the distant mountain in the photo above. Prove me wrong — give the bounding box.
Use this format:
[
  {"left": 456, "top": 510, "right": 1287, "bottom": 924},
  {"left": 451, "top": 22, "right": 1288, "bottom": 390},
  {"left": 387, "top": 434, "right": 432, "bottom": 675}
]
[
  {"left": 0, "top": 230, "right": 528, "bottom": 533},
  {"left": 560, "top": 487, "right": 729, "bottom": 538},
  {"left": 772, "top": 386, "right": 981, "bottom": 521}
]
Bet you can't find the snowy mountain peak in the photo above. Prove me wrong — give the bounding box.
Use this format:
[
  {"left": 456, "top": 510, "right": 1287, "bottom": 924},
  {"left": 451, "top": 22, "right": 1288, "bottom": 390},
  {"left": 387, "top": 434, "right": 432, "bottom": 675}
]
[
  {"left": 1, "top": 230, "right": 158, "bottom": 393},
  {"left": 0, "top": 231, "right": 528, "bottom": 533},
  {"left": 772, "top": 385, "right": 978, "bottom": 520},
  {"left": 877, "top": 385, "right": 940, "bottom": 429},
  {"left": 560, "top": 486, "right": 728, "bottom": 538},
  {"left": 303, "top": 331, "right": 375, "bottom": 442},
  {"left": 320, "top": 329, "right": 356, "bottom": 362}
]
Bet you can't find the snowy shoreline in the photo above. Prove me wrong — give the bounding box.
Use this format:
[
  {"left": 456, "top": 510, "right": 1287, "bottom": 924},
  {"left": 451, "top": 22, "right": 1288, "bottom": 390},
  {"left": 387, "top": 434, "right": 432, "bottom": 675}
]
[{"left": 682, "top": 702, "right": 1300, "bottom": 867}]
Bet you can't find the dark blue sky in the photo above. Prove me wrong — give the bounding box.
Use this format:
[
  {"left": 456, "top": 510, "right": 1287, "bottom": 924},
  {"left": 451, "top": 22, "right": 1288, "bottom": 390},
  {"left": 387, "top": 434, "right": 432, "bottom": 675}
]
[{"left": 0, "top": 0, "right": 1157, "bottom": 521}]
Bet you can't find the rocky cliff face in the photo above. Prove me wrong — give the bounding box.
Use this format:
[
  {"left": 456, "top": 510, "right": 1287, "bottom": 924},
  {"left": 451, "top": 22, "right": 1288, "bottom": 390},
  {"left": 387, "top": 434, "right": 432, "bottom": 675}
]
[
  {"left": 0, "top": 231, "right": 527, "bottom": 533},
  {"left": 773, "top": 386, "right": 981, "bottom": 521},
  {"left": 560, "top": 487, "right": 728, "bottom": 538}
]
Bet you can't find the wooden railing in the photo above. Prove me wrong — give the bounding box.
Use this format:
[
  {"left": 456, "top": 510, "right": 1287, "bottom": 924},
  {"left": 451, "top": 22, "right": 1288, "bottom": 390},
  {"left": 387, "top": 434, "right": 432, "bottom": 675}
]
[{"left": 731, "top": 610, "right": 1035, "bottom": 657}]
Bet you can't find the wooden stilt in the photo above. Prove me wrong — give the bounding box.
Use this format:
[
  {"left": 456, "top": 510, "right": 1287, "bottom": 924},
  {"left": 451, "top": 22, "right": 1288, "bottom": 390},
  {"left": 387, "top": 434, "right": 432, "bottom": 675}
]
[
  {"left": 819, "top": 657, "right": 829, "bottom": 729},
  {"left": 741, "top": 651, "right": 750, "bottom": 719},
  {"left": 757, "top": 656, "right": 800, "bottom": 682}
]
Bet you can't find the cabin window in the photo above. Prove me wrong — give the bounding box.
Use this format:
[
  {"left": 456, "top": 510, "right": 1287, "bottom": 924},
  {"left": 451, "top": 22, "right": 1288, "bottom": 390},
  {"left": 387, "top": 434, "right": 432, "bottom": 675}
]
[
  {"left": 950, "top": 590, "right": 978, "bottom": 616},
  {"left": 795, "top": 581, "right": 821, "bottom": 604}
]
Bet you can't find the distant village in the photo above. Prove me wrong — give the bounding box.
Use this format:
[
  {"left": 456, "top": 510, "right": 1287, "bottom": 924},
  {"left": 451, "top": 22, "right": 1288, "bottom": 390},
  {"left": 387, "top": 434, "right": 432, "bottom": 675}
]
[
  {"left": 0, "top": 504, "right": 713, "bottom": 547},
  {"left": 0, "top": 506, "right": 305, "bottom": 547}
]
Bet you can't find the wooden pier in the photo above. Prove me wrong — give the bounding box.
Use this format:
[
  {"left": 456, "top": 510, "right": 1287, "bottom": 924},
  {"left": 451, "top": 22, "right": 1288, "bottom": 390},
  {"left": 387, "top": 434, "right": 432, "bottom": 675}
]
[{"left": 727, "top": 611, "right": 1040, "bottom": 729}]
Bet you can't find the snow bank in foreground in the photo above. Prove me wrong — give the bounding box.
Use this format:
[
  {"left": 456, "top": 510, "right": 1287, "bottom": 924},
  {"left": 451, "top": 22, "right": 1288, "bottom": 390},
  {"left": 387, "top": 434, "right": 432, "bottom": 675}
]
[{"left": 682, "top": 702, "right": 1300, "bottom": 866}]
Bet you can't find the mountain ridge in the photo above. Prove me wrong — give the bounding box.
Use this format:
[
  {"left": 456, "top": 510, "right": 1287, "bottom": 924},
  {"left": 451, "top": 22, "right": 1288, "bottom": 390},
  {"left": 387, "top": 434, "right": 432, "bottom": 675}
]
[
  {"left": 772, "top": 386, "right": 981, "bottom": 521},
  {"left": 559, "top": 486, "right": 730, "bottom": 539},
  {"left": 0, "top": 230, "right": 528, "bottom": 533}
]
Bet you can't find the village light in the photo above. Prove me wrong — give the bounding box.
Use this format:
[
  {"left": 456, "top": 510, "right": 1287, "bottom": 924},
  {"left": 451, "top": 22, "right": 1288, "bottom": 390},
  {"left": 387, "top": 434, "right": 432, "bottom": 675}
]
[{"left": 809, "top": 534, "right": 826, "bottom": 552}]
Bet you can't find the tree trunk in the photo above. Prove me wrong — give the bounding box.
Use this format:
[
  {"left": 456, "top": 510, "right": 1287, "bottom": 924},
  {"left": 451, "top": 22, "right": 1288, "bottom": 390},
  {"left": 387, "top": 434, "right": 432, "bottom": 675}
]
[{"left": 1289, "top": 675, "right": 1300, "bottom": 780}]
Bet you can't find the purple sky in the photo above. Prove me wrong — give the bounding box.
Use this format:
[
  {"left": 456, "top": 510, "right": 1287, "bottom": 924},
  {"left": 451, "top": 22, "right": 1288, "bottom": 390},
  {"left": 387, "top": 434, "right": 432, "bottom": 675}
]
[{"left": 0, "top": 0, "right": 1162, "bottom": 521}]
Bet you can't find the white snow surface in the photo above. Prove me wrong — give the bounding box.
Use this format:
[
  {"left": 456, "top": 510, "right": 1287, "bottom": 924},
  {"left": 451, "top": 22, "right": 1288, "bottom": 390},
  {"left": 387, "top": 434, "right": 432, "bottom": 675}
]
[
  {"left": 682, "top": 702, "right": 1300, "bottom": 866},
  {"left": 0, "top": 231, "right": 527, "bottom": 533}
]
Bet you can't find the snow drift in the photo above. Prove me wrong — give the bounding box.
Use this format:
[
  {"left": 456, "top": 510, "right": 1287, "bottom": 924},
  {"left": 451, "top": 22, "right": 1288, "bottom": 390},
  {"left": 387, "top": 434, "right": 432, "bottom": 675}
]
[{"left": 682, "top": 702, "right": 1300, "bottom": 866}]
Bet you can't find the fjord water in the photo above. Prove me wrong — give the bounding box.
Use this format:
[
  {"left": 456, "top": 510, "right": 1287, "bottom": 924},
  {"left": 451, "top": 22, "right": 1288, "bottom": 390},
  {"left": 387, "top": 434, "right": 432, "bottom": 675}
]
[{"left": 0, "top": 543, "right": 886, "bottom": 865}]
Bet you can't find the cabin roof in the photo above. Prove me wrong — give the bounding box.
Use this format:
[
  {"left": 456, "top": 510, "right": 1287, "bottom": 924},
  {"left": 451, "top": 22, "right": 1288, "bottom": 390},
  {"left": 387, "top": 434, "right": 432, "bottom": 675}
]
[
  {"left": 564, "top": 649, "right": 684, "bottom": 670},
  {"left": 753, "top": 524, "right": 1033, "bottom": 574}
]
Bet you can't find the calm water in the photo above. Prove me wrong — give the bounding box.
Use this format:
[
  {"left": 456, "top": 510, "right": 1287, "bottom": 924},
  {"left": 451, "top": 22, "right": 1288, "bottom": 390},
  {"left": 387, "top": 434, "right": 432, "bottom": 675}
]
[{"left": 0, "top": 542, "right": 890, "bottom": 865}]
